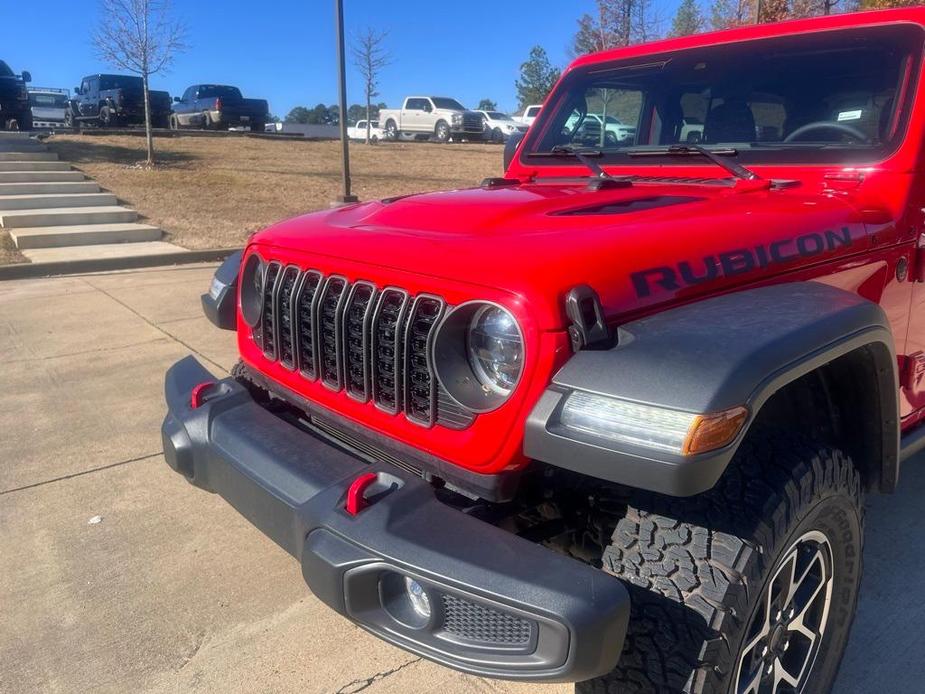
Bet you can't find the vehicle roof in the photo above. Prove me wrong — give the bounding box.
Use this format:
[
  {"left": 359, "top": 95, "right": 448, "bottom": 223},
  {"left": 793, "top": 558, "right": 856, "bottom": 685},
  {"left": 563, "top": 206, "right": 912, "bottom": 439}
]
[
  {"left": 570, "top": 8, "right": 925, "bottom": 70},
  {"left": 83, "top": 74, "right": 142, "bottom": 80}
]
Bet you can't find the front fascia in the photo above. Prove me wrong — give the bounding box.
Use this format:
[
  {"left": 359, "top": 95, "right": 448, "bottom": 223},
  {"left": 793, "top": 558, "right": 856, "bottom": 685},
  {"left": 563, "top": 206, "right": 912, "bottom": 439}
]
[{"left": 237, "top": 242, "right": 572, "bottom": 477}]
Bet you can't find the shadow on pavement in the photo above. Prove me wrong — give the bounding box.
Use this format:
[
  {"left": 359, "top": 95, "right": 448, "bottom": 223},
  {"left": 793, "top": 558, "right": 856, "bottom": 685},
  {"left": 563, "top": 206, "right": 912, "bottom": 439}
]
[{"left": 835, "top": 454, "right": 925, "bottom": 693}]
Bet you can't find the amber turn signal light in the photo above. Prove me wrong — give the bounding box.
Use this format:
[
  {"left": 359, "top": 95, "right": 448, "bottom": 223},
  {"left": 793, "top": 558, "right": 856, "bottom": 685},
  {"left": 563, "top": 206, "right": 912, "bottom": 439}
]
[{"left": 682, "top": 406, "right": 749, "bottom": 456}]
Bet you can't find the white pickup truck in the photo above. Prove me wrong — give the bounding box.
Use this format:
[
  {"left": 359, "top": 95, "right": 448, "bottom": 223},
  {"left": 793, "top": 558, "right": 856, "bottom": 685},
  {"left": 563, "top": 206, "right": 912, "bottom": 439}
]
[{"left": 379, "top": 97, "right": 486, "bottom": 143}]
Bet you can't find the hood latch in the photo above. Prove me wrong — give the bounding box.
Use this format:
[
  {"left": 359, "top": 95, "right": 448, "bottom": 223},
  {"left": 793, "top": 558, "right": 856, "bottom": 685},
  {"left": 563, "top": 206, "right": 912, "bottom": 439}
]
[{"left": 566, "top": 285, "right": 615, "bottom": 351}]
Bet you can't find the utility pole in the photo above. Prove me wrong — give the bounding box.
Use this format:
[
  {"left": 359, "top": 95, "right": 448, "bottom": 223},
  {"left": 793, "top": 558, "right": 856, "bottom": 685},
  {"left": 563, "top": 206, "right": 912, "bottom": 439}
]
[{"left": 334, "top": 0, "right": 358, "bottom": 204}]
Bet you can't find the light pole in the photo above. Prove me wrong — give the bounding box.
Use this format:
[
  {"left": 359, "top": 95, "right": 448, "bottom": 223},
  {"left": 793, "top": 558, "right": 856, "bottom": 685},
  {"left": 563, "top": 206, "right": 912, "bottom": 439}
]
[{"left": 334, "top": 0, "right": 358, "bottom": 204}]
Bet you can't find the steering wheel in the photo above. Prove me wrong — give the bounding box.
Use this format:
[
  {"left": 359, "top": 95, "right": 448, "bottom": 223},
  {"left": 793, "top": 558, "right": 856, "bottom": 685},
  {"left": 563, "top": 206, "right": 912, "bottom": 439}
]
[{"left": 784, "top": 121, "right": 870, "bottom": 143}]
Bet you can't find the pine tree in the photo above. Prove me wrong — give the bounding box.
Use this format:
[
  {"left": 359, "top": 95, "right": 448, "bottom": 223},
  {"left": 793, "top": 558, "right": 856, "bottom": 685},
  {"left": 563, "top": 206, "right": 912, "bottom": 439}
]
[
  {"left": 670, "top": 0, "right": 705, "bottom": 36},
  {"left": 515, "top": 46, "right": 561, "bottom": 110}
]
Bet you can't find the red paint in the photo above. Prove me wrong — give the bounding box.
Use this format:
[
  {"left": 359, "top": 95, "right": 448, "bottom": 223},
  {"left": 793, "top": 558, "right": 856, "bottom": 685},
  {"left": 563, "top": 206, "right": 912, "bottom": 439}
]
[
  {"left": 345, "top": 473, "right": 379, "bottom": 516},
  {"left": 190, "top": 381, "right": 215, "bottom": 409},
  {"left": 236, "top": 9, "right": 925, "bottom": 477}
]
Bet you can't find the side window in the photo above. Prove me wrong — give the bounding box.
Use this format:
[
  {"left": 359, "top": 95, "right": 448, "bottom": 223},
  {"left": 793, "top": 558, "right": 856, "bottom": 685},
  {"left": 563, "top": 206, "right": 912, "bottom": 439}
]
[
  {"left": 527, "top": 107, "right": 541, "bottom": 118},
  {"left": 89, "top": 78, "right": 98, "bottom": 95},
  {"left": 406, "top": 99, "right": 424, "bottom": 111},
  {"left": 80, "top": 79, "right": 90, "bottom": 95}
]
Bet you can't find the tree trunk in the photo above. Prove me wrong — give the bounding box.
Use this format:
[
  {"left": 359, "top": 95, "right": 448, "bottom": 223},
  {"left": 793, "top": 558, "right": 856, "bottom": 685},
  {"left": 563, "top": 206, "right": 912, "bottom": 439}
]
[
  {"left": 142, "top": 72, "right": 155, "bottom": 166},
  {"left": 365, "top": 89, "right": 371, "bottom": 145}
]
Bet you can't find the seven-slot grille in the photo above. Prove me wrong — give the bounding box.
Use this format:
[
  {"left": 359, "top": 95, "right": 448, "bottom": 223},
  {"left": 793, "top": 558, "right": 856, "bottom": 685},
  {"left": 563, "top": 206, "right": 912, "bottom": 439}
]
[{"left": 255, "top": 264, "right": 474, "bottom": 429}]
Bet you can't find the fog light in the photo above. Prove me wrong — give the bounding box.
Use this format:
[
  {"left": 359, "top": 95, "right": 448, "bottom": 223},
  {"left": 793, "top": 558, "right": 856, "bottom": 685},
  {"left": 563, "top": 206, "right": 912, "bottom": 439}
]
[{"left": 405, "top": 577, "right": 432, "bottom": 619}]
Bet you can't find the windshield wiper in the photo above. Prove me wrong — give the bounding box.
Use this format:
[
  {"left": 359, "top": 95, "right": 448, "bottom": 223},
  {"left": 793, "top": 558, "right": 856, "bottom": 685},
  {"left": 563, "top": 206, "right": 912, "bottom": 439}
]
[
  {"left": 627, "top": 144, "right": 761, "bottom": 181},
  {"left": 531, "top": 145, "right": 632, "bottom": 190}
]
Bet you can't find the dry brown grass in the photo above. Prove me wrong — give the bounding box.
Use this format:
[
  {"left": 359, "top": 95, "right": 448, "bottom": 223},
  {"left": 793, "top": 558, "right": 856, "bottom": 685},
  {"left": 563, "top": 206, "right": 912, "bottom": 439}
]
[
  {"left": 45, "top": 134, "right": 504, "bottom": 250},
  {"left": 0, "top": 230, "right": 26, "bottom": 265}
]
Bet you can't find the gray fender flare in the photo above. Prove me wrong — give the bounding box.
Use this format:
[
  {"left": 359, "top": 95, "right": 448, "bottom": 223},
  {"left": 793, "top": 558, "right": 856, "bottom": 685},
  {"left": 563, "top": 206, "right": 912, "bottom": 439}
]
[{"left": 524, "top": 282, "right": 899, "bottom": 496}]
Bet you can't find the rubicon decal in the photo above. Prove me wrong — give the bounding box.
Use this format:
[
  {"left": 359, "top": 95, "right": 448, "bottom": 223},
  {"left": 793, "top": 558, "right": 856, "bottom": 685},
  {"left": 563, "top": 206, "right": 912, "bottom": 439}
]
[{"left": 631, "top": 227, "right": 855, "bottom": 298}]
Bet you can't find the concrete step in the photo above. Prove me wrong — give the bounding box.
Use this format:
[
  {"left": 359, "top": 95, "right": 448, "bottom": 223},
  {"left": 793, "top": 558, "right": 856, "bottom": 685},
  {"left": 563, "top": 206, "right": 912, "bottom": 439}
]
[
  {"left": 0, "top": 161, "right": 72, "bottom": 171},
  {"left": 21, "top": 241, "right": 185, "bottom": 263},
  {"left": 0, "top": 206, "right": 137, "bottom": 228},
  {"left": 10, "top": 222, "right": 162, "bottom": 249},
  {"left": 0, "top": 181, "right": 100, "bottom": 196},
  {"left": 0, "top": 171, "right": 85, "bottom": 183},
  {"left": 0, "top": 151, "right": 58, "bottom": 162},
  {"left": 0, "top": 192, "right": 117, "bottom": 211}
]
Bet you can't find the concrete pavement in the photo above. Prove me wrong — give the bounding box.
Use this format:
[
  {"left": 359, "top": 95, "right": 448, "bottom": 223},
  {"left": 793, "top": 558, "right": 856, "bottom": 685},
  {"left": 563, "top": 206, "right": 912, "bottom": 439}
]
[{"left": 1, "top": 265, "right": 924, "bottom": 693}]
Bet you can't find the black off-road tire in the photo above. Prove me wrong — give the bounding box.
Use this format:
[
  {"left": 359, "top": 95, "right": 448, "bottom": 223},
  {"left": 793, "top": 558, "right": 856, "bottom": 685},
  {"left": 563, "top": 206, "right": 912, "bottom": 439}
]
[
  {"left": 578, "top": 433, "right": 864, "bottom": 694},
  {"left": 65, "top": 109, "right": 80, "bottom": 130},
  {"left": 99, "top": 105, "right": 113, "bottom": 128}
]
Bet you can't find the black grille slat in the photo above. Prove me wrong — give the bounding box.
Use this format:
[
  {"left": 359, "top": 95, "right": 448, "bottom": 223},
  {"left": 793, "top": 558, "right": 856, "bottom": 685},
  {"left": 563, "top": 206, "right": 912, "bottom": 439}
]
[
  {"left": 403, "top": 296, "right": 444, "bottom": 426},
  {"left": 254, "top": 265, "right": 474, "bottom": 429},
  {"left": 260, "top": 262, "right": 281, "bottom": 360},
  {"left": 318, "top": 276, "right": 348, "bottom": 390},
  {"left": 275, "top": 266, "right": 300, "bottom": 369},
  {"left": 294, "top": 271, "right": 323, "bottom": 380},
  {"left": 343, "top": 282, "right": 377, "bottom": 402},
  {"left": 372, "top": 289, "right": 410, "bottom": 414}
]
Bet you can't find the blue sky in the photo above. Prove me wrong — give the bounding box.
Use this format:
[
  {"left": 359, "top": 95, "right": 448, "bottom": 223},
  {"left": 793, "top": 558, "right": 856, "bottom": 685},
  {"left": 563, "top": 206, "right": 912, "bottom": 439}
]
[{"left": 0, "top": 0, "right": 679, "bottom": 117}]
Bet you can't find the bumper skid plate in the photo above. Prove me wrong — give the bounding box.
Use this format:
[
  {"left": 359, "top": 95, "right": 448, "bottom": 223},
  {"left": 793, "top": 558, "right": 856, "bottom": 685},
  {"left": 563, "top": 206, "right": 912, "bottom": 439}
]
[{"left": 162, "top": 355, "right": 630, "bottom": 682}]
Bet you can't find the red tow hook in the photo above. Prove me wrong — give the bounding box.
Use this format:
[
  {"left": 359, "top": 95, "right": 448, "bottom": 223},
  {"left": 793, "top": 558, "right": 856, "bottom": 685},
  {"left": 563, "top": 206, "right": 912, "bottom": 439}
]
[
  {"left": 345, "top": 472, "right": 380, "bottom": 516},
  {"left": 190, "top": 381, "right": 216, "bottom": 409}
]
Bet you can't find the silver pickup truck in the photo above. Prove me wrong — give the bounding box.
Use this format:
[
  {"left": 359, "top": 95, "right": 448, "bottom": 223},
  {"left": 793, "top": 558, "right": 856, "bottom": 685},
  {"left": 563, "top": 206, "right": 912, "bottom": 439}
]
[{"left": 379, "top": 96, "right": 486, "bottom": 142}]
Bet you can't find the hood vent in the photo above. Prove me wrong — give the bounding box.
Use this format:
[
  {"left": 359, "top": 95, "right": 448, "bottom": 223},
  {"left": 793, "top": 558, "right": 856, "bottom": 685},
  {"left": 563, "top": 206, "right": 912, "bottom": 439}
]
[{"left": 553, "top": 195, "right": 702, "bottom": 217}]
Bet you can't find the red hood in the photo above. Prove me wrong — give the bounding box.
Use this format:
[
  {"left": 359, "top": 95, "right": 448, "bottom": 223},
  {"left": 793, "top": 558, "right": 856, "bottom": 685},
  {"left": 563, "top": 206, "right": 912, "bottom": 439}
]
[{"left": 252, "top": 180, "right": 872, "bottom": 330}]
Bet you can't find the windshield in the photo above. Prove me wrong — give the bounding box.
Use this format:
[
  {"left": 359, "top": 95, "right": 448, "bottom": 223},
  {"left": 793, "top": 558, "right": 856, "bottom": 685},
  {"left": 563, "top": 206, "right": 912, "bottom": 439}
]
[
  {"left": 486, "top": 111, "right": 513, "bottom": 120},
  {"left": 99, "top": 75, "right": 143, "bottom": 90},
  {"left": 198, "top": 85, "right": 242, "bottom": 99},
  {"left": 29, "top": 93, "right": 68, "bottom": 108},
  {"left": 432, "top": 97, "right": 466, "bottom": 110},
  {"left": 0, "top": 61, "right": 13, "bottom": 78},
  {"left": 523, "top": 24, "right": 921, "bottom": 166}
]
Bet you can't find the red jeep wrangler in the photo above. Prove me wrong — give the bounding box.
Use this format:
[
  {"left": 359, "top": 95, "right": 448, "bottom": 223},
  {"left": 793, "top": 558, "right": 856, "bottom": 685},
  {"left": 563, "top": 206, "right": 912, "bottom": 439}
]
[{"left": 163, "top": 9, "right": 925, "bottom": 692}]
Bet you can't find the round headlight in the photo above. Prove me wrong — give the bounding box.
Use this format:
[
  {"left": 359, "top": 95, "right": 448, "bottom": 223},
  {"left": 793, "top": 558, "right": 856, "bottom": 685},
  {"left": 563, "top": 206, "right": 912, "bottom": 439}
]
[
  {"left": 467, "top": 305, "right": 523, "bottom": 396},
  {"left": 240, "top": 252, "right": 265, "bottom": 327},
  {"left": 432, "top": 301, "right": 525, "bottom": 413}
]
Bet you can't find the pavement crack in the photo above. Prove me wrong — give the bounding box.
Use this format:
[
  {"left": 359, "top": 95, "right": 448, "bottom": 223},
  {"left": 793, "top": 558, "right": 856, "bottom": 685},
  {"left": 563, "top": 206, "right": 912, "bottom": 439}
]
[
  {"left": 335, "top": 657, "right": 422, "bottom": 693},
  {"left": 80, "top": 277, "right": 230, "bottom": 376},
  {"left": 0, "top": 452, "right": 162, "bottom": 496}
]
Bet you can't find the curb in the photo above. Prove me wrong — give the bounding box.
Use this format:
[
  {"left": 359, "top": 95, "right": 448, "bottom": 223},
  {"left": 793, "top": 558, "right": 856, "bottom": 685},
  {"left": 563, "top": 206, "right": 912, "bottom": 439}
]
[{"left": 0, "top": 248, "right": 236, "bottom": 281}]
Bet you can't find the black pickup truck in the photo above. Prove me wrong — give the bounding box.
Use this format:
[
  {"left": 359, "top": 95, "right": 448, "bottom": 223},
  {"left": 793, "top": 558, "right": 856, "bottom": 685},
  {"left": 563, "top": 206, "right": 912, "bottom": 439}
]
[
  {"left": 170, "top": 84, "right": 268, "bottom": 132},
  {"left": 65, "top": 74, "right": 171, "bottom": 129},
  {"left": 0, "top": 60, "right": 32, "bottom": 130}
]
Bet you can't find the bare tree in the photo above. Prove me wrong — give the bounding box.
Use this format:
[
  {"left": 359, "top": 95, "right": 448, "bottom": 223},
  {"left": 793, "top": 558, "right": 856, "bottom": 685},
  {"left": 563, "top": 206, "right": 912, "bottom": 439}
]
[
  {"left": 350, "top": 29, "right": 391, "bottom": 144},
  {"left": 92, "top": 0, "right": 186, "bottom": 165}
]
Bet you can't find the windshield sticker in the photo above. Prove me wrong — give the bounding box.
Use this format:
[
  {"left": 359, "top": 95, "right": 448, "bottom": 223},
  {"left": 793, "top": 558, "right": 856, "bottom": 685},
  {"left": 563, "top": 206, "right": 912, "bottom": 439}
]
[
  {"left": 837, "top": 110, "right": 863, "bottom": 122},
  {"left": 631, "top": 227, "right": 854, "bottom": 298}
]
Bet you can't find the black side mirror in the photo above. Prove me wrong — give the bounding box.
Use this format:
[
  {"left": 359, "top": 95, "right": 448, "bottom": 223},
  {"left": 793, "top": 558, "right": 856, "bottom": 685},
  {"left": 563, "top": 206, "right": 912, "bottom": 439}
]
[
  {"left": 173, "top": 96, "right": 181, "bottom": 103},
  {"left": 21, "top": 71, "right": 31, "bottom": 83},
  {"left": 503, "top": 132, "right": 525, "bottom": 172},
  {"left": 74, "top": 86, "right": 81, "bottom": 95}
]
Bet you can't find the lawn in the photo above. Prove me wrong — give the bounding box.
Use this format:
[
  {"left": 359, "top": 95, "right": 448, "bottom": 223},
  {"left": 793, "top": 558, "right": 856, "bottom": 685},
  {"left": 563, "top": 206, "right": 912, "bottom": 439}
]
[{"left": 32, "top": 134, "right": 503, "bottom": 251}]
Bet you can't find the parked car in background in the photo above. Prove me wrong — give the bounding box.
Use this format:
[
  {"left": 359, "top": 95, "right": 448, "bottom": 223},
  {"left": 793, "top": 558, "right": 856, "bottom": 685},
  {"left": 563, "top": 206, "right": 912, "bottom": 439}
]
[
  {"left": 0, "top": 60, "right": 32, "bottom": 130},
  {"left": 66, "top": 74, "right": 171, "bottom": 128},
  {"left": 515, "top": 104, "right": 542, "bottom": 126},
  {"left": 379, "top": 97, "right": 485, "bottom": 142},
  {"left": 475, "top": 110, "right": 528, "bottom": 142},
  {"left": 170, "top": 85, "right": 269, "bottom": 133},
  {"left": 347, "top": 119, "right": 384, "bottom": 142},
  {"left": 29, "top": 87, "right": 68, "bottom": 129},
  {"left": 587, "top": 114, "right": 637, "bottom": 143}
]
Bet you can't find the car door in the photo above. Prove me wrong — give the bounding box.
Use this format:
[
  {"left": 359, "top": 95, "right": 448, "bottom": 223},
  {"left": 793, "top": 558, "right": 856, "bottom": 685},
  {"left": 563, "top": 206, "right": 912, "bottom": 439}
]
[
  {"left": 175, "top": 87, "right": 193, "bottom": 125},
  {"left": 403, "top": 98, "right": 426, "bottom": 132},
  {"left": 77, "top": 78, "right": 94, "bottom": 117}
]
